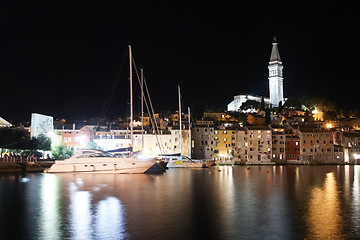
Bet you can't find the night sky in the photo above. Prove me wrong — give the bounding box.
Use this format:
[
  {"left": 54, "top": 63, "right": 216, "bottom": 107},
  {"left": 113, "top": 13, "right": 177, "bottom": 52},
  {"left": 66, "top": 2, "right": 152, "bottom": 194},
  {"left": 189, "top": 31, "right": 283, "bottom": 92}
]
[{"left": 0, "top": 1, "right": 358, "bottom": 123}]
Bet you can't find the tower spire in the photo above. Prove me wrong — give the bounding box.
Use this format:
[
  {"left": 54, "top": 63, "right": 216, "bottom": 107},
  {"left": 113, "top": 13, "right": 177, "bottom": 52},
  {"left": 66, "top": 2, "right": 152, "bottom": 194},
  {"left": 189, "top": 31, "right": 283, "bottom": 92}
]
[
  {"left": 270, "top": 36, "right": 281, "bottom": 63},
  {"left": 268, "top": 38, "right": 284, "bottom": 107}
]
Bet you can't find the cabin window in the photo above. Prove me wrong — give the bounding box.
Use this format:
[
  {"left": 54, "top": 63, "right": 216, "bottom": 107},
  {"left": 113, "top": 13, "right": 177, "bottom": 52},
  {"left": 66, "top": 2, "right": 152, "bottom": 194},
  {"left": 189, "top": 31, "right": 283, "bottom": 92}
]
[
  {"left": 84, "top": 165, "right": 88, "bottom": 167},
  {"left": 103, "top": 164, "right": 107, "bottom": 166}
]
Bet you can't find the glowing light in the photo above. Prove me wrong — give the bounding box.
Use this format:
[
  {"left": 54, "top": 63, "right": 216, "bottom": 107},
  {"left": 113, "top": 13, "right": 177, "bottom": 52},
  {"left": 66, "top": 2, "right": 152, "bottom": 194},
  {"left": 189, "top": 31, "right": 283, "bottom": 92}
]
[
  {"left": 306, "top": 172, "right": 344, "bottom": 239},
  {"left": 354, "top": 154, "right": 360, "bottom": 160},
  {"left": 326, "top": 123, "right": 332, "bottom": 129},
  {"left": 95, "top": 197, "right": 127, "bottom": 239},
  {"left": 312, "top": 108, "right": 318, "bottom": 114}
]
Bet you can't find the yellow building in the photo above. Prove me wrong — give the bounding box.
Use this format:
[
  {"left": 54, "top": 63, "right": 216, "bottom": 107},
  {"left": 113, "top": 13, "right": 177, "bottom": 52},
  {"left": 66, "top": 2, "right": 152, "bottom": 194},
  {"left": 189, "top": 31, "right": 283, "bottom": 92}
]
[
  {"left": 141, "top": 113, "right": 159, "bottom": 126},
  {"left": 214, "top": 129, "right": 234, "bottom": 164}
]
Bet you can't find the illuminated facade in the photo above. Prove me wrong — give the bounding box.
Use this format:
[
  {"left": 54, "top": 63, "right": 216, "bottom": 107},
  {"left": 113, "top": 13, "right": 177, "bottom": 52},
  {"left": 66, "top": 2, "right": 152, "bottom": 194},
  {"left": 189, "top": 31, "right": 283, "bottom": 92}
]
[
  {"left": 271, "top": 127, "right": 285, "bottom": 160},
  {"left": 285, "top": 135, "right": 300, "bottom": 161},
  {"left": 227, "top": 95, "right": 270, "bottom": 112},
  {"left": 268, "top": 38, "right": 284, "bottom": 107},
  {"left": 296, "top": 127, "right": 335, "bottom": 163},
  {"left": 56, "top": 126, "right": 91, "bottom": 148},
  {"left": 192, "top": 126, "right": 215, "bottom": 160},
  {"left": 0, "top": 116, "right": 11, "bottom": 127},
  {"left": 234, "top": 126, "right": 273, "bottom": 164},
  {"left": 214, "top": 129, "right": 234, "bottom": 163}
]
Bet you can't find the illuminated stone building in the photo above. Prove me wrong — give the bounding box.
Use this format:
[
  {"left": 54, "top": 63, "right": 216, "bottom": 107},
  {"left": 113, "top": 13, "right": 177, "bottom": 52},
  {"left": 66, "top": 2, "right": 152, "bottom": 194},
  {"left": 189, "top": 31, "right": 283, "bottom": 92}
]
[
  {"left": 214, "top": 128, "right": 234, "bottom": 164},
  {"left": 56, "top": 125, "right": 91, "bottom": 149},
  {"left": 192, "top": 126, "right": 215, "bottom": 160},
  {"left": 271, "top": 127, "right": 286, "bottom": 161},
  {"left": 285, "top": 134, "right": 301, "bottom": 161},
  {"left": 233, "top": 126, "right": 273, "bottom": 164},
  {"left": 334, "top": 131, "right": 360, "bottom": 164},
  {"left": 296, "top": 127, "right": 336, "bottom": 163}
]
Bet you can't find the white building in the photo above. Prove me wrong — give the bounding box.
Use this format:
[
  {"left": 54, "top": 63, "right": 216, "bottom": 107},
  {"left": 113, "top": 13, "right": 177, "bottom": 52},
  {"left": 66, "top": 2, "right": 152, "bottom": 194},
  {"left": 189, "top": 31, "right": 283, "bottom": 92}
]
[
  {"left": 227, "top": 94, "right": 270, "bottom": 112},
  {"left": 268, "top": 37, "right": 284, "bottom": 107},
  {"left": 0, "top": 117, "right": 12, "bottom": 127}
]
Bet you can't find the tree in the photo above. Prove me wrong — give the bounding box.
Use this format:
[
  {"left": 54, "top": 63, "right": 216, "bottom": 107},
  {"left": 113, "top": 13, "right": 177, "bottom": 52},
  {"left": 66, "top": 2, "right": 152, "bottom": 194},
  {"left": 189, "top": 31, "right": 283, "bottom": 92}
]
[
  {"left": 260, "top": 96, "right": 265, "bottom": 111},
  {"left": 35, "top": 134, "right": 51, "bottom": 151},
  {"left": 51, "top": 142, "right": 74, "bottom": 160},
  {"left": 284, "top": 98, "right": 301, "bottom": 109},
  {"left": 240, "top": 100, "right": 259, "bottom": 111},
  {"left": 265, "top": 108, "right": 271, "bottom": 125},
  {"left": 50, "top": 132, "right": 74, "bottom": 160},
  {"left": 0, "top": 127, "right": 30, "bottom": 150}
]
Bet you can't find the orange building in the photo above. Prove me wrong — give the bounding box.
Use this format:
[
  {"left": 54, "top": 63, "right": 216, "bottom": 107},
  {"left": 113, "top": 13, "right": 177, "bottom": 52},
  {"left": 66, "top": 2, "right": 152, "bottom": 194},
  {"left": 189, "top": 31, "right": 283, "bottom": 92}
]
[
  {"left": 247, "top": 114, "right": 265, "bottom": 126},
  {"left": 58, "top": 126, "right": 91, "bottom": 148}
]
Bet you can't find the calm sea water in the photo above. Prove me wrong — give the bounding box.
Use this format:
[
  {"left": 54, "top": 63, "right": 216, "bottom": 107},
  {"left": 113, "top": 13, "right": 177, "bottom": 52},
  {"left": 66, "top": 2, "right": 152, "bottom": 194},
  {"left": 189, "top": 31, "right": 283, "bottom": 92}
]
[{"left": 1, "top": 165, "right": 360, "bottom": 240}]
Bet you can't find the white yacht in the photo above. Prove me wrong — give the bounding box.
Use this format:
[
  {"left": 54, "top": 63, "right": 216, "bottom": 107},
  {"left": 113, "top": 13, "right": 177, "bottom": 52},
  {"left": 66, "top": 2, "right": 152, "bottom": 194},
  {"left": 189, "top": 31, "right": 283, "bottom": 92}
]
[{"left": 45, "top": 149, "right": 162, "bottom": 174}]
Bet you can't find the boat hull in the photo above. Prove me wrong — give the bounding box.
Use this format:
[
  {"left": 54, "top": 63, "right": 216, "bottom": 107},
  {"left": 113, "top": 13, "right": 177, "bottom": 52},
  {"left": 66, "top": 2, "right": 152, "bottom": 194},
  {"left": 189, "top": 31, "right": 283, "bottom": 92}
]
[
  {"left": 167, "top": 160, "right": 214, "bottom": 168},
  {"left": 45, "top": 158, "right": 159, "bottom": 174}
]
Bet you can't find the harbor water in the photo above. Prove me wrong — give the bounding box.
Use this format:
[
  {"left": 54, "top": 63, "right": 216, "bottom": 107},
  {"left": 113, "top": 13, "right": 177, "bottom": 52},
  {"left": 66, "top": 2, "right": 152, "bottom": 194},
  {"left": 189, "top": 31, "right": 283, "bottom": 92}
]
[{"left": 1, "top": 165, "right": 360, "bottom": 239}]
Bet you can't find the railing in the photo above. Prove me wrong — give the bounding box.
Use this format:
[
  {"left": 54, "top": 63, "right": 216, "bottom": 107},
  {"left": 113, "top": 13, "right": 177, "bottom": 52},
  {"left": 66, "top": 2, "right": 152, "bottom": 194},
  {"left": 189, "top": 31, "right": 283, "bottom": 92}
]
[{"left": 0, "top": 156, "right": 38, "bottom": 163}]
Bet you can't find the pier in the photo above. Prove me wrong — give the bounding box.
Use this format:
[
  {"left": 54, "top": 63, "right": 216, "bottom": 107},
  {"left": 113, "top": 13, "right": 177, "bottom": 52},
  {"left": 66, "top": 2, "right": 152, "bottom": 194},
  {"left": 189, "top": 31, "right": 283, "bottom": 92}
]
[{"left": 0, "top": 157, "right": 53, "bottom": 173}]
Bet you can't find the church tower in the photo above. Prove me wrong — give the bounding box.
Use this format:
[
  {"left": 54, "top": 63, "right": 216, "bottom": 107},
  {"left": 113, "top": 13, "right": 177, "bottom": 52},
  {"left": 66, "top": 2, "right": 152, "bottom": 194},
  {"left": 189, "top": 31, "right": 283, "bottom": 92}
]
[{"left": 268, "top": 37, "right": 284, "bottom": 107}]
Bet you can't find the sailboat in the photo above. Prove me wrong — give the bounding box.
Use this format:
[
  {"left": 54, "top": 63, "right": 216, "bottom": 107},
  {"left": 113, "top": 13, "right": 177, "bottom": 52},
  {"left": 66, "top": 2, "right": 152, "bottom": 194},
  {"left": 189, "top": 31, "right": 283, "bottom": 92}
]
[
  {"left": 166, "top": 86, "right": 214, "bottom": 168},
  {"left": 45, "top": 46, "right": 164, "bottom": 174}
]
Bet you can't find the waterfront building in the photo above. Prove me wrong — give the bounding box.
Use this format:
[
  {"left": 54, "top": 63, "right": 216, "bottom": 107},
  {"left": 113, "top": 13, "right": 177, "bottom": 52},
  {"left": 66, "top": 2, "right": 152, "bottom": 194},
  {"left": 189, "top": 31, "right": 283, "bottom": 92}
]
[
  {"left": 192, "top": 126, "right": 215, "bottom": 160},
  {"left": 55, "top": 125, "right": 91, "bottom": 149},
  {"left": 214, "top": 128, "right": 234, "bottom": 164},
  {"left": 271, "top": 127, "right": 285, "bottom": 161},
  {"left": 170, "top": 128, "right": 191, "bottom": 156},
  {"left": 334, "top": 131, "right": 360, "bottom": 164},
  {"left": 233, "top": 127, "right": 248, "bottom": 164},
  {"left": 285, "top": 134, "right": 301, "bottom": 162},
  {"left": 296, "top": 126, "right": 336, "bottom": 163},
  {"left": 245, "top": 126, "right": 273, "bottom": 164}
]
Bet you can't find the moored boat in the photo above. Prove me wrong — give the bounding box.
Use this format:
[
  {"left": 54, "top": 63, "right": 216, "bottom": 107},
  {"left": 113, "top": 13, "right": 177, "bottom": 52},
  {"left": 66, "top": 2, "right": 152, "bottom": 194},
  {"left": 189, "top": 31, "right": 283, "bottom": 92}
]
[
  {"left": 45, "top": 149, "right": 164, "bottom": 174},
  {"left": 162, "top": 154, "right": 214, "bottom": 168}
]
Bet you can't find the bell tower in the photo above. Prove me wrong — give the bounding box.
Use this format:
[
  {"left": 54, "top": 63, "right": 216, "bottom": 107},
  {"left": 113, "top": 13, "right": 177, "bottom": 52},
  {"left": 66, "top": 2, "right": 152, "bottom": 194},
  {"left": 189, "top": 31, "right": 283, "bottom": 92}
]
[{"left": 268, "top": 37, "right": 284, "bottom": 107}]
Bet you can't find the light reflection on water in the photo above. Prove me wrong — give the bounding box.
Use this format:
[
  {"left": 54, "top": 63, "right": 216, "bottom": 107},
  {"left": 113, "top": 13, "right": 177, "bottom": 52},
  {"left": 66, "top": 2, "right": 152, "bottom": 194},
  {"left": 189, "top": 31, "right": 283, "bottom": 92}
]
[
  {"left": 2, "top": 166, "right": 360, "bottom": 239},
  {"left": 306, "top": 172, "right": 344, "bottom": 239}
]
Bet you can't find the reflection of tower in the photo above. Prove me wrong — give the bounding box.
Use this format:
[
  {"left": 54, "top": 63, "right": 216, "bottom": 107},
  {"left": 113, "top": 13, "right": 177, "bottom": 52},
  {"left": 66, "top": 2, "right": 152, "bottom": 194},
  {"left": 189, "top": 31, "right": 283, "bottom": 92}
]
[{"left": 268, "top": 37, "right": 284, "bottom": 107}]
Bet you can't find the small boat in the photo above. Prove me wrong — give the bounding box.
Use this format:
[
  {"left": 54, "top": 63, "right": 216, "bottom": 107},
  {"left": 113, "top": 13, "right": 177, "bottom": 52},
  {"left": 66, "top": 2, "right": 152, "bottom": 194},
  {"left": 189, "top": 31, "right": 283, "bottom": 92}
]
[
  {"left": 163, "top": 154, "right": 214, "bottom": 168},
  {"left": 45, "top": 149, "right": 164, "bottom": 174}
]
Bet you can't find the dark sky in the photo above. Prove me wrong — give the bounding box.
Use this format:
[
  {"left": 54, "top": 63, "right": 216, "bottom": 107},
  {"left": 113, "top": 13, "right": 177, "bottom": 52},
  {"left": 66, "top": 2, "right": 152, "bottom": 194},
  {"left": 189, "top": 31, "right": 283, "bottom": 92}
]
[{"left": 0, "top": 1, "right": 359, "bottom": 123}]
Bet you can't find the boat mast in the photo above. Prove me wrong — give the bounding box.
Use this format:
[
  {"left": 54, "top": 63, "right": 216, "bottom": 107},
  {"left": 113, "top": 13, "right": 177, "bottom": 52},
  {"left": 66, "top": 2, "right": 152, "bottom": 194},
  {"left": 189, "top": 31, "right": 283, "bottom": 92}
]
[
  {"left": 178, "top": 85, "right": 182, "bottom": 158},
  {"left": 188, "top": 107, "right": 191, "bottom": 158},
  {"left": 141, "top": 68, "right": 144, "bottom": 152},
  {"left": 129, "top": 45, "right": 134, "bottom": 156}
]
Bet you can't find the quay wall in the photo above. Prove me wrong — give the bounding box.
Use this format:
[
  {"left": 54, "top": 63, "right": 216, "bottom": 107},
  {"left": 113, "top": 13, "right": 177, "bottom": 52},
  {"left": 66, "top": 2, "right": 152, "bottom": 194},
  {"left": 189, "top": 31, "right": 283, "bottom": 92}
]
[{"left": 0, "top": 157, "right": 53, "bottom": 173}]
